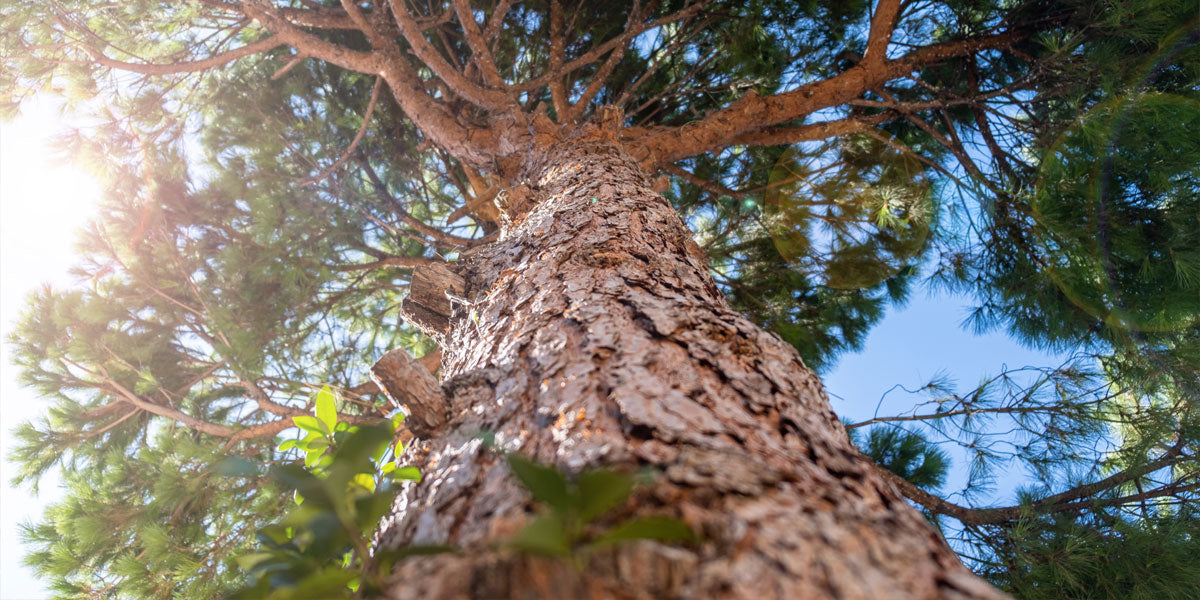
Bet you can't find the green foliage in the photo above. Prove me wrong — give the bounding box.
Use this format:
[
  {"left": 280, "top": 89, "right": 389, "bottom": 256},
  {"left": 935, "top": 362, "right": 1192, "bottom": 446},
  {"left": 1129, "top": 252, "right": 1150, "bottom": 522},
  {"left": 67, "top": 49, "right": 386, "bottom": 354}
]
[
  {"left": 984, "top": 512, "right": 1200, "bottom": 600},
  {"left": 504, "top": 455, "right": 695, "bottom": 560},
  {"left": 850, "top": 427, "right": 950, "bottom": 491},
  {"left": 18, "top": 428, "right": 286, "bottom": 599},
  {"left": 230, "top": 395, "right": 430, "bottom": 599}
]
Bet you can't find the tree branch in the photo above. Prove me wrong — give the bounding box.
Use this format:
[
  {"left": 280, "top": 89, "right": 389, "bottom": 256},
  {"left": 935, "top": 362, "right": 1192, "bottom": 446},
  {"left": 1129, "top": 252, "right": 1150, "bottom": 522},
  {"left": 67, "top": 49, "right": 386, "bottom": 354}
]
[
  {"left": 880, "top": 440, "right": 1192, "bottom": 525},
  {"left": 864, "top": 0, "right": 903, "bottom": 65},
  {"left": 514, "top": 0, "right": 712, "bottom": 93},
  {"left": 242, "top": 0, "right": 382, "bottom": 74},
  {"left": 335, "top": 254, "right": 441, "bottom": 271},
  {"left": 662, "top": 164, "right": 746, "bottom": 199},
  {"left": 484, "top": 0, "right": 517, "bottom": 38},
  {"left": 547, "top": 0, "right": 571, "bottom": 119},
  {"left": 388, "top": 0, "right": 512, "bottom": 110},
  {"left": 453, "top": 0, "right": 508, "bottom": 90},
  {"left": 566, "top": 0, "right": 651, "bottom": 123},
  {"left": 370, "top": 347, "right": 447, "bottom": 434},
  {"left": 634, "top": 28, "right": 1023, "bottom": 166},
  {"left": 725, "top": 113, "right": 892, "bottom": 147},
  {"left": 55, "top": 13, "right": 283, "bottom": 76},
  {"left": 303, "top": 77, "right": 383, "bottom": 186},
  {"left": 355, "top": 156, "right": 482, "bottom": 248}
]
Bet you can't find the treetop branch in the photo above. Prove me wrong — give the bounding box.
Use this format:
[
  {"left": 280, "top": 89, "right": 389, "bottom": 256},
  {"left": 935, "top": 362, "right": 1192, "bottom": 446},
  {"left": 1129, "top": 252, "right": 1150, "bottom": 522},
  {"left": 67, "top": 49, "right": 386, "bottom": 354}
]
[
  {"left": 388, "top": 0, "right": 515, "bottom": 110},
  {"left": 633, "top": 28, "right": 1023, "bottom": 167},
  {"left": 864, "top": 0, "right": 903, "bottom": 65},
  {"left": 54, "top": 14, "right": 283, "bottom": 76}
]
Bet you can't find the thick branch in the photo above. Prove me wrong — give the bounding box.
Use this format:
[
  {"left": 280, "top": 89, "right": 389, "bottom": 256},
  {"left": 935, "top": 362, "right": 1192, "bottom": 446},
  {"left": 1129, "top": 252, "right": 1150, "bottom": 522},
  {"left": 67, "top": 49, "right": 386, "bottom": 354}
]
[
  {"left": 243, "top": 0, "right": 382, "bottom": 73},
  {"left": 566, "top": 1, "right": 649, "bottom": 123},
  {"left": 388, "top": 0, "right": 512, "bottom": 110},
  {"left": 484, "top": 0, "right": 517, "bottom": 38},
  {"left": 725, "top": 113, "right": 892, "bottom": 147},
  {"left": 335, "top": 254, "right": 441, "bottom": 271},
  {"left": 547, "top": 0, "right": 570, "bottom": 119},
  {"left": 514, "top": 0, "right": 712, "bottom": 93},
  {"left": 198, "top": 1, "right": 361, "bottom": 30},
  {"left": 634, "top": 29, "right": 1023, "bottom": 166},
  {"left": 103, "top": 376, "right": 235, "bottom": 437},
  {"left": 453, "top": 0, "right": 508, "bottom": 89},
  {"left": 864, "top": 0, "right": 902, "bottom": 64},
  {"left": 240, "top": 380, "right": 308, "bottom": 419}
]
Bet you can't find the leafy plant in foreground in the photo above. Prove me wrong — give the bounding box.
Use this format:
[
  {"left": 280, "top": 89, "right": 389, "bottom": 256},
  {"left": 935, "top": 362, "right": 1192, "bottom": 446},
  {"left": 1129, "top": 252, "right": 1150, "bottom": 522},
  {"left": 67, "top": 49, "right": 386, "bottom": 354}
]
[
  {"left": 504, "top": 454, "right": 696, "bottom": 561},
  {"left": 229, "top": 388, "right": 426, "bottom": 599}
]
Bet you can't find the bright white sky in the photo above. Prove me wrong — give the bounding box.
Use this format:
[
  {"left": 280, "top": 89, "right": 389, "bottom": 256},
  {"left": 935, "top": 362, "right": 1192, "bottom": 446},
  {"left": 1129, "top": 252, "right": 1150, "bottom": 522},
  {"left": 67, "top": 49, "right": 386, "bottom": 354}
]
[{"left": 1, "top": 97, "right": 101, "bottom": 600}]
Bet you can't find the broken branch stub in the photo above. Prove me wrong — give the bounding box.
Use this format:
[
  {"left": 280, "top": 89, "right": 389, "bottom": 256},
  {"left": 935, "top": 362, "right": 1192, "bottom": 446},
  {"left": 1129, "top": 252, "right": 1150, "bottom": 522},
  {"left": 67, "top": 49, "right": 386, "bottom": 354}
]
[
  {"left": 400, "top": 262, "right": 467, "bottom": 344},
  {"left": 370, "top": 348, "right": 447, "bottom": 434}
]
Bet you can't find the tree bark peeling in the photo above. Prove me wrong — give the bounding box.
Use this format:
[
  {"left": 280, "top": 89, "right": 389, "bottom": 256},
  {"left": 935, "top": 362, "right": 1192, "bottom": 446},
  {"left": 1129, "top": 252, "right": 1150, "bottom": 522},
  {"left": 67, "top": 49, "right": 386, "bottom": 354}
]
[
  {"left": 400, "top": 262, "right": 467, "bottom": 344},
  {"left": 376, "top": 139, "right": 1005, "bottom": 599}
]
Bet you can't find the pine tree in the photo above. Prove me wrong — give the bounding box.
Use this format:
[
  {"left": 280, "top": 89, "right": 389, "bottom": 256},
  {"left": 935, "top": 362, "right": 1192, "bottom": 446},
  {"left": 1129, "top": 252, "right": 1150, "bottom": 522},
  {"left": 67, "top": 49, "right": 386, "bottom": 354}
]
[{"left": 2, "top": 0, "right": 1197, "bottom": 598}]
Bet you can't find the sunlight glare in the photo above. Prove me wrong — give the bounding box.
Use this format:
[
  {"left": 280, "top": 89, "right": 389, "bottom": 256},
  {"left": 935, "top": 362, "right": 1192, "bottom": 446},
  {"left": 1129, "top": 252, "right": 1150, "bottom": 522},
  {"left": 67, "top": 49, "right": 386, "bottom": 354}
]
[{"left": 1, "top": 96, "right": 103, "bottom": 600}]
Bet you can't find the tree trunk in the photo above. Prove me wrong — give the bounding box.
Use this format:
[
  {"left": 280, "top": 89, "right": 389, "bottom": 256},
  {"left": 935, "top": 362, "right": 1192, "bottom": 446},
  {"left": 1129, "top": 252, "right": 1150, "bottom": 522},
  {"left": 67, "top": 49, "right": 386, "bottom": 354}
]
[{"left": 377, "top": 136, "right": 1005, "bottom": 600}]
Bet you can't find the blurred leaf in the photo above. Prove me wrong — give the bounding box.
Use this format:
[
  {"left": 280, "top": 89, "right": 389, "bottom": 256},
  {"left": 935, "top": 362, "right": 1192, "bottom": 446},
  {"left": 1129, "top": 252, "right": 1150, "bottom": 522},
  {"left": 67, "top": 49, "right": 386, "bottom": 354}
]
[
  {"left": 506, "top": 454, "right": 571, "bottom": 511},
  {"left": 510, "top": 513, "right": 570, "bottom": 557},
  {"left": 389, "top": 466, "right": 421, "bottom": 482},
  {"left": 590, "top": 517, "right": 695, "bottom": 548},
  {"left": 577, "top": 469, "right": 634, "bottom": 523}
]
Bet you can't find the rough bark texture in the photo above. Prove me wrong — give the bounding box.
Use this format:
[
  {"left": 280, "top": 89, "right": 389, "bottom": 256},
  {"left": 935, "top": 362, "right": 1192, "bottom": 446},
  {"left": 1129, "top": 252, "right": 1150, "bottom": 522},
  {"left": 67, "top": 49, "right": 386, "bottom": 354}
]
[{"left": 376, "top": 139, "right": 1005, "bottom": 600}]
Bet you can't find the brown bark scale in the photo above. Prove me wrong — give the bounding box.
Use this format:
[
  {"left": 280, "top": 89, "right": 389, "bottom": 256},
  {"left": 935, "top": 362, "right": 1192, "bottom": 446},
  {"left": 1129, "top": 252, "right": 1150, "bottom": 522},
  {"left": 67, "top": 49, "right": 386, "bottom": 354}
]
[{"left": 376, "top": 138, "right": 1005, "bottom": 600}]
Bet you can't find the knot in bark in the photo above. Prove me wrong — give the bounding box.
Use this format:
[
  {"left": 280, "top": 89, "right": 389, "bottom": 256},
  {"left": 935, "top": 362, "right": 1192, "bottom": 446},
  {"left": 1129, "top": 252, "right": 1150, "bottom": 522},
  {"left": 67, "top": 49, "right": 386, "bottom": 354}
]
[{"left": 494, "top": 182, "right": 538, "bottom": 228}]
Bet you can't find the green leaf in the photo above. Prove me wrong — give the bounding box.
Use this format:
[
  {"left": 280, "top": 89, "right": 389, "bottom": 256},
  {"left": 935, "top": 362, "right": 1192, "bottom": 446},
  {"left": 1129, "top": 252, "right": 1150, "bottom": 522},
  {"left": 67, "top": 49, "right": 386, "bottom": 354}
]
[
  {"left": 353, "top": 489, "right": 399, "bottom": 531},
  {"left": 315, "top": 386, "right": 337, "bottom": 432},
  {"left": 256, "top": 525, "right": 292, "bottom": 546},
  {"left": 234, "top": 552, "right": 276, "bottom": 572},
  {"left": 351, "top": 472, "right": 376, "bottom": 492},
  {"left": 590, "top": 517, "right": 695, "bottom": 548},
  {"left": 292, "top": 415, "right": 326, "bottom": 436},
  {"left": 270, "top": 566, "right": 357, "bottom": 599},
  {"left": 506, "top": 455, "right": 571, "bottom": 511},
  {"left": 389, "top": 466, "right": 421, "bottom": 481},
  {"left": 577, "top": 469, "right": 634, "bottom": 523},
  {"left": 277, "top": 439, "right": 297, "bottom": 452},
  {"left": 509, "top": 513, "right": 570, "bottom": 557},
  {"left": 330, "top": 424, "right": 391, "bottom": 469}
]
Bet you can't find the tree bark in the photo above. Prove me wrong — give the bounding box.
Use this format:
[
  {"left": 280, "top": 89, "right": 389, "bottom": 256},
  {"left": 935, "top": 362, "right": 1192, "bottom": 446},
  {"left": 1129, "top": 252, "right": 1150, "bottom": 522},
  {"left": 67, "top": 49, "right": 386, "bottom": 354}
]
[{"left": 376, "top": 137, "right": 1005, "bottom": 600}]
